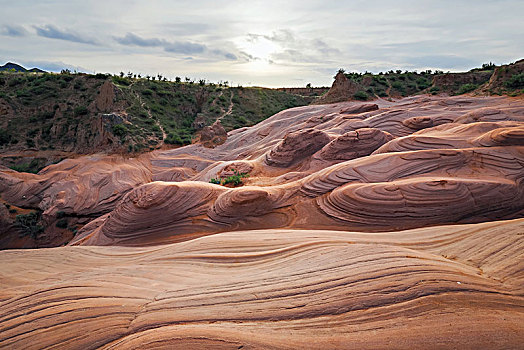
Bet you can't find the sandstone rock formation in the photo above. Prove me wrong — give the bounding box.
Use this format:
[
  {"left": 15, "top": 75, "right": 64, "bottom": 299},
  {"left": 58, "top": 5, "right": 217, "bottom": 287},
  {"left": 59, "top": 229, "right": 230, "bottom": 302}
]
[
  {"left": 199, "top": 120, "right": 228, "bottom": 148},
  {"left": 0, "top": 219, "right": 523, "bottom": 349},
  {"left": 1, "top": 94, "right": 523, "bottom": 348},
  {"left": 315, "top": 70, "right": 359, "bottom": 104}
]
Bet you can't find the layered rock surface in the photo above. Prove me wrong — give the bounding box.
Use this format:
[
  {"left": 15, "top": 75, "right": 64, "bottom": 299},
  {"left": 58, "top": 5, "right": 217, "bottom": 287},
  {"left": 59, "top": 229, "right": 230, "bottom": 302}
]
[
  {"left": 1, "top": 219, "right": 523, "bottom": 349},
  {"left": 1, "top": 94, "right": 523, "bottom": 348}
]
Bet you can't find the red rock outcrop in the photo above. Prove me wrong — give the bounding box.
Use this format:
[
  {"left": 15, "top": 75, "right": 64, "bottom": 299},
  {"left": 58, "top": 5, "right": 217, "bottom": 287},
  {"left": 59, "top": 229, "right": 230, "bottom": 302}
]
[
  {"left": 1, "top": 94, "right": 523, "bottom": 348},
  {"left": 265, "top": 128, "right": 331, "bottom": 167},
  {"left": 315, "top": 71, "right": 359, "bottom": 104},
  {"left": 317, "top": 128, "right": 393, "bottom": 160}
]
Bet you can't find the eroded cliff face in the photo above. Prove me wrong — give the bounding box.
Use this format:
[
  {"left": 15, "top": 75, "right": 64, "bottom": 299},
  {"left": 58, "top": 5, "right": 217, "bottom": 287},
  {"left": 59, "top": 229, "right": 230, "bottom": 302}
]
[
  {"left": 431, "top": 70, "right": 493, "bottom": 91},
  {"left": 481, "top": 59, "right": 524, "bottom": 93},
  {"left": 0, "top": 95, "right": 523, "bottom": 349},
  {"left": 316, "top": 71, "right": 359, "bottom": 104}
]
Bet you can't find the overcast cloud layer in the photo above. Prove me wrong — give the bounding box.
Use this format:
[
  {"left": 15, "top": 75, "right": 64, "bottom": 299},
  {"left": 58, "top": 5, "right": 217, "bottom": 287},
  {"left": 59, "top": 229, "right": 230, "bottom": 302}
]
[{"left": 1, "top": 0, "right": 523, "bottom": 87}]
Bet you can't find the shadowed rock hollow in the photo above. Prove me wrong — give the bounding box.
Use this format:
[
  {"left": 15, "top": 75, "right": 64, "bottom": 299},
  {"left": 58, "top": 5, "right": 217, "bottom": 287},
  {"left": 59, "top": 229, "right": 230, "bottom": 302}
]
[{"left": 0, "top": 94, "right": 523, "bottom": 349}]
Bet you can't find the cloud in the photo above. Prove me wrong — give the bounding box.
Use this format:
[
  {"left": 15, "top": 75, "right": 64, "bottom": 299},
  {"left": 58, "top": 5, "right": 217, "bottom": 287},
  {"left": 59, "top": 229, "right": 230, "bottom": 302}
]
[
  {"left": 114, "top": 32, "right": 165, "bottom": 47},
  {"left": 1, "top": 25, "right": 27, "bottom": 37},
  {"left": 34, "top": 25, "right": 98, "bottom": 45},
  {"left": 210, "top": 49, "right": 237, "bottom": 60},
  {"left": 1, "top": 1, "right": 521, "bottom": 87},
  {"left": 404, "top": 55, "right": 479, "bottom": 70},
  {"left": 18, "top": 60, "right": 89, "bottom": 73},
  {"left": 243, "top": 29, "right": 341, "bottom": 66},
  {"left": 164, "top": 22, "right": 213, "bottom": 36},
  {"left": 312, "top": 39, "right": 341, "bottom": 55},
  {"left": 165, "top": 41, "right": 206, "bottom": 55},
  {"left": 248, "top": 30, "right": 296, "bottom": 44},
  {"left": 114, "top": 32, "right": 236, "bottom": 60}
]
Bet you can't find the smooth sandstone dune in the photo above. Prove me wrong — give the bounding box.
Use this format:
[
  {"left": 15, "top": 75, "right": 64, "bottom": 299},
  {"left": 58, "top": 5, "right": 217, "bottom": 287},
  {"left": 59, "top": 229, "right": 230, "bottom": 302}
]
[{"left": 1, "top": 219, "right": 523, "bottom": 349}]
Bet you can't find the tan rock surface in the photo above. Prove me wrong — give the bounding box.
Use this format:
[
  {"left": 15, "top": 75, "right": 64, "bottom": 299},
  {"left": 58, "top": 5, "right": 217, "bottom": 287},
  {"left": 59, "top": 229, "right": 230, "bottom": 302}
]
[
  {"left": 1, "top": 219, "right": 523, "bottom": 349},
  {"left": 1, "top": 94, "right": 523, "bottom": 348}
]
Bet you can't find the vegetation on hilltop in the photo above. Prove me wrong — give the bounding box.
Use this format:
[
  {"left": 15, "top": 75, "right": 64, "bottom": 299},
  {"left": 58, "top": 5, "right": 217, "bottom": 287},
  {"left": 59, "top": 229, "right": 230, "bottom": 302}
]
[
  {"left": 0, "top": 69, "right": 308, "bottom": 160},
  {"left": 319, "top": 60, "right": 523, "bottom": 104}
]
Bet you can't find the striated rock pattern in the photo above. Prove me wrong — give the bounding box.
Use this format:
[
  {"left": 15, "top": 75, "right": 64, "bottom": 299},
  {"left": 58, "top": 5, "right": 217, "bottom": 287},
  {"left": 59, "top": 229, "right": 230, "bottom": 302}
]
[
  {"left": 265, "top": 128, "right": 331, "bottom": 167},
  {"left": 1, "top": 95, "right": 523, "bottom": 248},
  {"left": 1, "top": 219, "right": 523, "bottom": 349},
  {"left": 1, "top": 95, "right": 524, "bottom": 348},
  {"left": 317, "top": 127, "right": 394, "bottom": 160},
  {"left": 0, "top": 155, "right": 152, "bottom": 236}
]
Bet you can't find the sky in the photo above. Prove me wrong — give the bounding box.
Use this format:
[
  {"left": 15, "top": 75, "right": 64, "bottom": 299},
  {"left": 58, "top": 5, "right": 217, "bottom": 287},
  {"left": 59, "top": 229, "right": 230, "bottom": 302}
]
[{"left": 1, "top": 0, "right": 523, "bottom": 87}]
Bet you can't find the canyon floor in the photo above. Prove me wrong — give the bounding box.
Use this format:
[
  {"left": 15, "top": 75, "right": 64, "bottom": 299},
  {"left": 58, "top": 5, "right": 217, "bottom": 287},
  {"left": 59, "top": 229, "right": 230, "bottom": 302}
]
[{"left": 1, "top": 94, "right": 523, "bottom": 349}]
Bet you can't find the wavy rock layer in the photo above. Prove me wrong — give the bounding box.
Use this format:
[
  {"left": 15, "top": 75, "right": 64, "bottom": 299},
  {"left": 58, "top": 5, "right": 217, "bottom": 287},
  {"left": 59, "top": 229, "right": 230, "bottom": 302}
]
[
  {"left": 1, "top": 219, "right": 523, "bottom": 349},
  {"left": 3, "top": 95, "right": 522, "bottom": 247},
  {"left": 1, "top": 95, "right": 523, "bottom": 348}
]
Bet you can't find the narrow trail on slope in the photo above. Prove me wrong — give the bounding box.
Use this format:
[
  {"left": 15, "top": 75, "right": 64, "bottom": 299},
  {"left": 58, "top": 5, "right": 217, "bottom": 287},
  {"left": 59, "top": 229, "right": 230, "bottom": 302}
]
[
  {"left": 218, "top": 90, "right": 235, "bottom": 122},
  {"left": 129, "top": 85, "right": 167, "bottom": 141},
  {"left": 385, "top": 78, "right": 392, "bottom": 96}
]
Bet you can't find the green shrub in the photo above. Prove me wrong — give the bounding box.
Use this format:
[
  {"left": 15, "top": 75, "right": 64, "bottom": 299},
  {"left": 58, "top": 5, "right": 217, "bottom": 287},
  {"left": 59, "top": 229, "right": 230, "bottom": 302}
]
[
  {"left": 62, "top": 75, "right": 74, "bottom": 82},
  {"left": 391, "top": 81, "right": 404, "bottom": 91},
  {"left": 15, "top": 211, "right": 44, "bottom": 238},
  {"left": 0, "top": 128, "right": 11, "bottom": 145},
  {"left": 429, "top": 86, "right": 440, "bottom": 95},
  {"left": 112, "top": 124, "right": 127, "bottom": 138},
  {"left": 35, "top": 110, "right": 55, "bottom": 120},
  {"left": 25, "top": 138, "right": 35, "bottom": 148},
  {"left": 56, "top": 218, "right": 68, "bottom": 228},
  {"left": 74, "top": 106, "right": 89, "bottom": 116},
  {"left": 353, "top": 90, "right": 368, "bottom": 101},
  {"left": 9, "top": 159, "right": 42, "bottom": 173},
  {"left": 505, "top": 73, "right": 524, "bottom": 89},
  {"left": 93, "top": 73, "right": 110, "bottom": 79},
  {"left": 164, "top": 132, "right": 184, "bottom": 145},
  {"left": 112, "top": 76, "right": 130, "bottom": 86},
  {"left": 457, "top": 83, "right": 478, "bottom": 95},
  {"left": 209, "top": 169, "right": 249, "bottom": 186}
]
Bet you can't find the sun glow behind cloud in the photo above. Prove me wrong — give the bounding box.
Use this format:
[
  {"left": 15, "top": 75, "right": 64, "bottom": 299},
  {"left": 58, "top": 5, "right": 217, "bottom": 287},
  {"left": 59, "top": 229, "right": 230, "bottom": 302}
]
[{"left": 235, "top": 35, "right": 280, "bottom": 74}]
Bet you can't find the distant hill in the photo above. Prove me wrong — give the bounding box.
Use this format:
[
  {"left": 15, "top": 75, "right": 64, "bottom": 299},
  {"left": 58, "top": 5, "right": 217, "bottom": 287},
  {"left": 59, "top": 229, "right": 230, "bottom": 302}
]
[
  {"left": 0, "top": 62, "right": 46, "bottom": 73},
  {"left": 317, "top": 60, "right": 524, "bottom": 104},
  {"left": 0, "top": 71, "right": 308, "bottom": 171}
]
